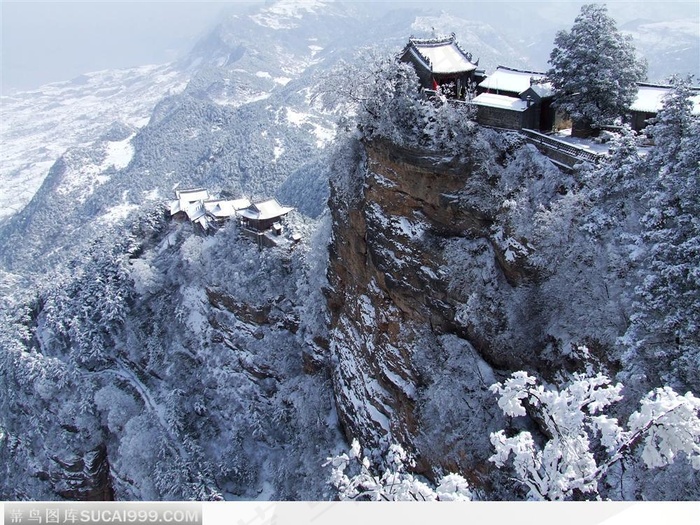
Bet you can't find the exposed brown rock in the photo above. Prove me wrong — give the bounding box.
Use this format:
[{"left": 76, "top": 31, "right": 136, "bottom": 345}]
[
  {"left": 52, "top": 444, "right": 114, "bottom": 501},
  {"left": 326, "top": 138, "right": 538, "bottom": 477}
]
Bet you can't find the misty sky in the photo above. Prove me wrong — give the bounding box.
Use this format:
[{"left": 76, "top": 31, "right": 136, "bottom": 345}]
[
  {"left": 2, "top": 0, "right": 698, "bottom": 93},
  {"left": 1, "top": 1, "right": 261, "bottom": 92}
]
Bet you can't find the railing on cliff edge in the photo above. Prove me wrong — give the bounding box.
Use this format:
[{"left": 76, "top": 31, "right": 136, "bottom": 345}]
[{"left": 519, "top": 128, "right": 603, "bottom": 165}]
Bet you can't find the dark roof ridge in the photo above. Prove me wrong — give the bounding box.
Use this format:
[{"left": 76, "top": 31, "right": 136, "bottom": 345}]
[
  {"left": 636, "top": 81, "right": 700, "bottom": 91},
  {"left": 408, "top": 33, "right": 456, "bottom": 47},
  {"left": 495, "top": 65, "right": 547, "bottom": 76}
]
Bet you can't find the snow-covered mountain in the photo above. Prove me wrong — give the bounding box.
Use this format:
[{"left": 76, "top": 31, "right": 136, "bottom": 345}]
[
  {"left": 1, "top": 1, "right": 545, "bottom": 272},
  {"left": 622, "top": 17, "right": 700, "bottom": 81},
  {"left": 1, "top": 0, "right": 699, "bottom": 503},
  {"left": 0, "top": 65, "right": 188, "bottom": 224}
]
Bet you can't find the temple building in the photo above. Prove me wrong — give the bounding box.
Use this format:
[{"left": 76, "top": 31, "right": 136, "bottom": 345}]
[
  {"left": 168, "top": 189, "right": 251, "bottom": 232},
  {"left": 629, "top": 83, "right": 700, "bottom": 132},
  {"left": 399, "top": 34, "right": 484, "bottom": 99},
  {"left": 237, "top": 199, "right": 294, "bottom": 234},
  {"left": 473, "top": 66, "right": 556, "bottom": 132}
]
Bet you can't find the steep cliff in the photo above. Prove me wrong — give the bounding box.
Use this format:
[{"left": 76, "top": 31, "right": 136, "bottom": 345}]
[{"left": 325, "top": 132, "right": 570, "bottom": 483}]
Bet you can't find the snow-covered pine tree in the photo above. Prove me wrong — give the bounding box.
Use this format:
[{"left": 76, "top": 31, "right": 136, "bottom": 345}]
[
  {"left": 624, "top": 76, "right": 700, "bottom": 392},
  {"left": 314, "top": 50, "right": 476, "bottom": 152},
  {"left": 547, "top": 4, "right": 647, "bottom": 137}
]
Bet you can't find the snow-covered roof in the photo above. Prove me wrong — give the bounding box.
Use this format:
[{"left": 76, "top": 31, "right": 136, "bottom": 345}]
[
  {"left": 193, "top": 215, "right": 210, "bottom": 231},
  {"left": 170, "top": 187, "right": 251, "bottom": 228},
  {"left": 230, "top": 197, "right": 253, "bottom": 210},
  {"left": 479, "top": 66, "right": 550, "bottom": 96},
  {"left": 408, "top": 36, "right": 477, "bottom": 75},
  {"left": 204, "top": 200, "right": 236, "bottom": 218},
  {"left": 238, "top": 199, "right": 294, "bottom": 221},
  {"left": 630, "top": 83, "right": 700, "bottom": 115},
  {"left": 204, "top": 198, "right": 252, "bottom": 218},
  {"left": 472, "top": 93, "right": 529, "bottom": 112},
  {"left": 526, "top": 83, "right": 555, "bottom": 99},
  {"left": 175, "top": 188, "right": 209, "bottom": 203},
  {"left": 187, "top": 202, "right": 206, "bottom": 222},
  {"left": 169, "top": 199, "right": 183, "bottom": 216}
]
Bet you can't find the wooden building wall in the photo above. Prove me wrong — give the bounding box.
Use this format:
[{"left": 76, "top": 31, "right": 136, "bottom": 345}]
[
  {"left": 476, "top": 105, "right": 538, "bottom": 130},
  {"left": 630, "top": 111, "right": 655, "bottom": 132}
]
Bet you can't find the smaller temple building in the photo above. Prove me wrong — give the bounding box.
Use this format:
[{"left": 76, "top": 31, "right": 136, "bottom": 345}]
[
  {"left": 629, "top": 82, "right": 700, "bottom": 132},
  {"left": 399, "top": 34, "right": 484, "bottom": 99},
  {"left": 168, "top": 190, "right": 297, "bottom": 247},
  {"left": 473, "top": 66, "right": 556, "bottom": 132},
  {"left": 168, "top": 188, "right": 250, "bottom": 232},
  {"left": 237, "top": 199, "right": 294, "bottom": 234}
]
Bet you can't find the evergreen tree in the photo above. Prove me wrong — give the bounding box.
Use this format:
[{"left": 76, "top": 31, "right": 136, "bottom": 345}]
[
  {"left": 625, "top": 76, "right": 700, "bottom": 392},
  {"left": 547, "top": 4, "right": 647, "bottom": 137}
]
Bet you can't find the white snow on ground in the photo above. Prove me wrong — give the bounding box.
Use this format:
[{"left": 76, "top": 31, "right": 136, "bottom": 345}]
[
  {"left": 273, "top": 139, "right": 285, "bottom": 161},
  {"left": 420, "top": 265, "right": 439, "bottom": 280},
  {"left": 285, "top": 108, "right": 307, "bottom": 125},
  {"left": 98, "top": 202, "right": 140, "bottom": 226},
  {"left": 104, "top": 136, "right": 135, "bottom": 170},
  {"left": 552, "top": 129, "right": 612, "bottom": 155},
  {"left": 394, "top": 216, "right": 426, "bottom": 240},
  {"left": 358, "top": 295, "right": 376, "bottom": 327},
  {"left": 143, "top": 188, "right": 161, "bottom": 201},
  {"left": 492, "top": 226, "right": 530, "bottom": 263},
  {"left": 56, "top": 134, "right": 136, "bottom": 203},
  {"left": 381, "top": 357, "right": 417, "bottom": 399},
  {"left": 334, "top": 339, "right": 392, "bottom": 434},
  {"left": 251, "top": 0, "right": 329, "bottom": 29},
  {"left": 274, "top": 77, "right": 292, "bottom": 86},
  {"left": 0, "top": 64, "right": 187, "bottom": 223},
  {"left": 310, "top": 125, "right": 335, "bottom": 147},
  {"left": 180, "top": 285, "right": 208, "bottom": 334},
  {"left": 370, "top": 172, "right": 397, "bottom": 189},
  {"left": 212, "top": 91, "right": 271, "bottom": 108},
  {"left": 255, "top": 71, "right": 272, "bottom": 79},
  {"left": 284, "top": 107, "right": 335, "bottom": 147}
]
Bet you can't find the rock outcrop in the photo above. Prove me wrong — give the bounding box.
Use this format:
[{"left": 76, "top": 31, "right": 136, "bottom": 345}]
[
  {"left": 325, "top": 135, "right": 550, "bottom": 480},
  {"left": 49, "top": 444, "right": 114, "bottom": 500}
]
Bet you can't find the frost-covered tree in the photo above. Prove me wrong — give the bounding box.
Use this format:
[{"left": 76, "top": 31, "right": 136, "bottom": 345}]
[
  {"left": 315, "top": 50, "right": 476, "bottom": 151},
  {"left": 547, "top": 4, "right": 646, "bottom": 137},
  {"left": 489, "top": 371, "right": 700, "bottom": 500},
  {"left": 624, "top": 76, "right": 700, "bottom": 392},
  {"left": 314, "top": 51, "right": 421, "bottom": 141},
  {"left": 326, "top": 439, "right": 471, "bottom": 501}
]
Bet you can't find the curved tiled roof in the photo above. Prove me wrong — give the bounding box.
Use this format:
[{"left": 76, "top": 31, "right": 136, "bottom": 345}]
[{"left": 404, "top": 35, "right": 477, "bottom": 75}]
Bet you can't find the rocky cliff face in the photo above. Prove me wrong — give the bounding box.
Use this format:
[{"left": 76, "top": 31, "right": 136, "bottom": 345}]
[{"left": 325, "top": 134, "right": 561, "bottom": 482}]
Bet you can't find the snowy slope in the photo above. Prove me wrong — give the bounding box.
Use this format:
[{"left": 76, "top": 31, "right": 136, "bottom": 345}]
[
  {"left": 622, "top": 18, "right": 700, "bottom": 81},
  {"left": 0, "top": 65, "right": 188, "bottom": 223}
]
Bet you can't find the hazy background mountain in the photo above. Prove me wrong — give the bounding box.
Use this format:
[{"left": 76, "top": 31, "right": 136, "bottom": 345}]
[
  {"left": 2, "top": 1, "right": 697, "bottom": 230},
  {"left": 3, "top": 1, "right": 697, "bottom": 92}
]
